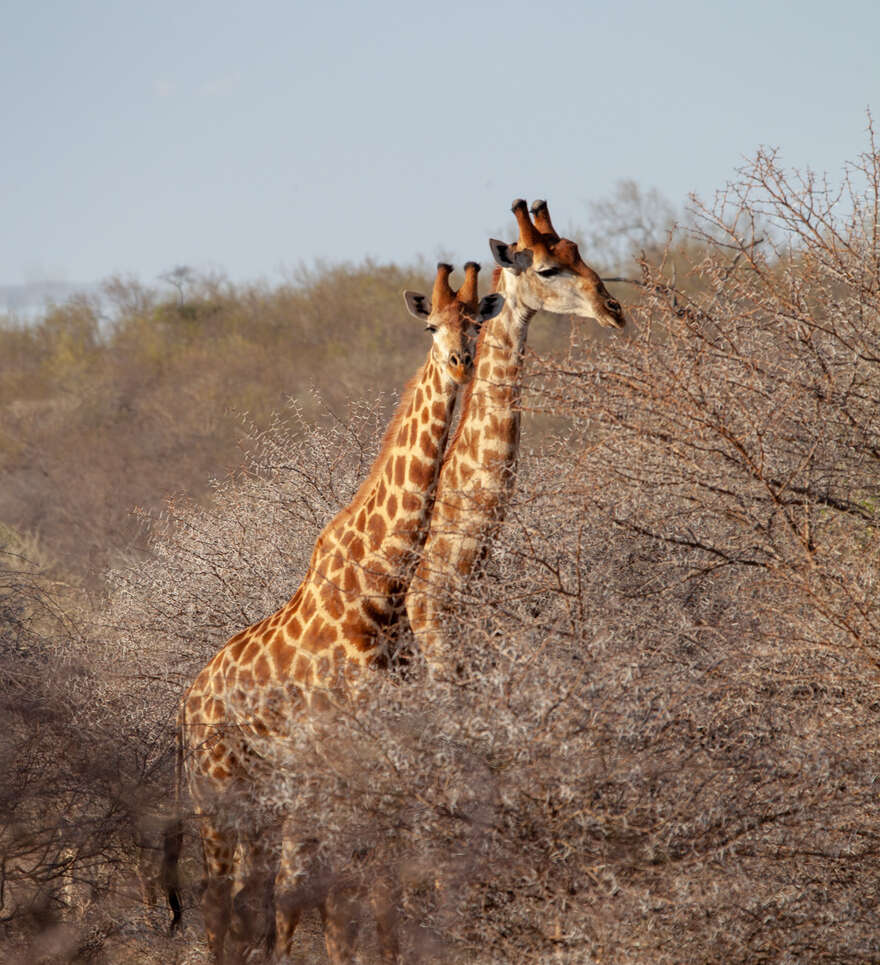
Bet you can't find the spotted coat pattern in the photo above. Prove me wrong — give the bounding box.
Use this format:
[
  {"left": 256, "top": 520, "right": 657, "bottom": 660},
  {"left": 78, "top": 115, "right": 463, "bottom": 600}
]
[{"left": 405, "top": 200, "right": 627, "bottom": 671}]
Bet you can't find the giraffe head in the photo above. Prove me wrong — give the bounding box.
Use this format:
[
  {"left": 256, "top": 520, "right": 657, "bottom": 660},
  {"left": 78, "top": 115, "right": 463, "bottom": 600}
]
[
  {"left": 489, "top": 199, "right": 626, "bottom": 329},
  {"left": 404, "top": 262, "right": 505, "bottom": 383}
]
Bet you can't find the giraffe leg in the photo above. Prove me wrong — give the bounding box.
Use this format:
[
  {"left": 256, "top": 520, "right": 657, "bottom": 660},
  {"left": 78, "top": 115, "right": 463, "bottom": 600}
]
[
  {"left": 274, "top": 831, "right": 323, "bottom": 960},
  {"left": 371, "top": 876, "right": 401, "bottom": 964},
  {"left": 198, "top": 818, "right": 237, "bottom": 965},
  {"left": 273, "top": 834, "right": 304, "bottom": 959},
  {"left": 320, "top": 882, "right": 362, "bottom": 965},
  {"left": 228, "top": 823, "right": 279, "bottom": 962}
]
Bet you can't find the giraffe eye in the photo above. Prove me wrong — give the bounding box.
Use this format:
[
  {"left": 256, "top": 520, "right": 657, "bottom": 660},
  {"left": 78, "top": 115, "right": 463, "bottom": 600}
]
[
  {"left": 425, "top": 324, "right": 437, "bottom": 333},
  {"left": 537, "top": 267, "right": 561, "bottom": 278}
]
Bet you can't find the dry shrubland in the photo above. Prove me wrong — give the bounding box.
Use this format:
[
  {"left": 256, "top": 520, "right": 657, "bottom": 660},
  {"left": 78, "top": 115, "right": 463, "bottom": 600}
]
[
  {"left": 0, "top": 261, "right": 434, "bottom": 585},
  {"left": 2, "top": 135, "right": 880, "bottom": 962}
]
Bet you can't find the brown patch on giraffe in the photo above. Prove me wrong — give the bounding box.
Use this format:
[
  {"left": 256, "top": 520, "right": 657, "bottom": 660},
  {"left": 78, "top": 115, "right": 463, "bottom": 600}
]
[
  {"left": 329, "top": 551, "right": 344, "bottom": 573},
  {"left": 401, "top": 491, "right": 421, "bottom": 512},
  {"left": 348, "top": 535, "right": 365, "bottom": 562},
  {"left": 339, "top": 613, "right": 370, "bottom": 647},
  {"left": 432, "top": 401, "right": 446, "bottom": 421},
  {"left": 228, "top": 634, "right": 248, "bottom": 661},
  {"left": 361, "top": 597, "right": 391, "bottom": 627},
  {"left": 293, "top": 654, "right": 312, "bottom": 685},
  {"left": 322, "top": 587, "right": 345, "bottom": 620},
  {"left": 356, "top": 508, "right": 366, "bottom": 531},
  {"left": 212, "top": 765, "right": 231, "bottom": 781},
  {"left": 431, "top": 367, "right": 442, "bottom": 392},
  {"left": 341, "top": 565, "right": 360, "bottom": 595},
  {"left": 367, "top": 513, "right": 386, "bottom": 549},
  {"left": 241, "top": 637, "right": 261, "bottom": 665},
  {"left": 409, "top": 457, "right": 433, "bottom": 488},
  {"left": 415, "top": 387, "right": 424, "bottom": 410},
  {"left": 270, "top": 637, "right": 294, "bottom": 675},
  {"left": 304, "top": 617, "right": 339, "bottom": 654},
  {"left": 333, "top": 644, "right": 346, "bottom": 664},
  {"left": 455, "top": 549, "right": 475, "bottom": 575},
  {"left": 311, "top": 691, "right": 330, "bottom": 714},
  {"left": 317, "top": 655, "right": 331, "bottom": 679},
  {"left": 185, "top": 690, "right": 203, "bottom": 714},
  {"left": 283, "top": 609, "right": 302, "bottom": 633},
  {"left": 385, "top": 492, "right": 397, "bottom": 518},
  {"left": 299, "top": 592, "right": 317, "bottom": 622},
  {"left": 254, "top": 654, "right": 271, "bottom": 685},
  {"left": 420, "top": 407, "right": 429, "bottom": 424},
  {"left": 419, "top": 430, "right": 435, "bottom": 457}
]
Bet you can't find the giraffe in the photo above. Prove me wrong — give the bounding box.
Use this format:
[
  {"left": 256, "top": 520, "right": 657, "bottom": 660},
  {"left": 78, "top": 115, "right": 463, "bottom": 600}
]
[
  {"left": 405, "top": 199, "right": 626, "bottom": 672},
  {"left": 164, "top": 261, "right": 504, "bottom": 964}
]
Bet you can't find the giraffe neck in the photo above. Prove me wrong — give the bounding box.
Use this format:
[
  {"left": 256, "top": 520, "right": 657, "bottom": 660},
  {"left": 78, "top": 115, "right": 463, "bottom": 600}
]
[
  {"left": 334, "top": 351, "right": 459, "bottom": 552},
  {"left": 404, "top": 270, "right": 537, "bottom": 671},
  {"left": 472, "top": 267, "right": 536, "bottom": 434},
  {"left": 182, "top": 348, "right": 464, "bottom": 739},
  {"left": 443, "top": 267, "right": 536, "bottom": 469},
  {"left": 267, "top": 348, "right": 461, "bottom": 677}
]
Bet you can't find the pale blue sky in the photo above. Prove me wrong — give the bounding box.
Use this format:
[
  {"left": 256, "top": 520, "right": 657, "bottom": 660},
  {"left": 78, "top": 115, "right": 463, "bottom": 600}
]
[{"left": 2, "top": 0, "right": 878, "bottom": 286}]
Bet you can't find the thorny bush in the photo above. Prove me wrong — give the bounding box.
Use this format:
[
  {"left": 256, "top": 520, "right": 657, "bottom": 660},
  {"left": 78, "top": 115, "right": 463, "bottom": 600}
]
[{"left": 7, "top": 134, "right": 880, "bottom": 962}]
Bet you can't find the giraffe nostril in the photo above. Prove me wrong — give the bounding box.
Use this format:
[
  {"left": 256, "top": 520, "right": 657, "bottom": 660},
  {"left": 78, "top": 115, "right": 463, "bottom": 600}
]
[
  {"left": 463, "top": 354, "right": 472, "bottom": 366},
  {"left": 450, "top": 354, "right": 460, "bottom": 366}
]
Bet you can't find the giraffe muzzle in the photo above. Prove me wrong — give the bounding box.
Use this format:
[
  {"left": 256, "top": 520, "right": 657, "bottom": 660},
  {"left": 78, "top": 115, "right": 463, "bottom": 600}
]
[{"left": 448, "top": 361, "right": 471, "bottom": 384}]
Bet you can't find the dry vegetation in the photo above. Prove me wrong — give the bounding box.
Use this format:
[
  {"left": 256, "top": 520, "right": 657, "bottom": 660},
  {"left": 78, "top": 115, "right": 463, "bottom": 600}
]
[
  {"left": 0, "top": 261, "right": 434, "bottom": 585},
  {"left": 2, "top": 135, "right": 880, "bottom": 962}
]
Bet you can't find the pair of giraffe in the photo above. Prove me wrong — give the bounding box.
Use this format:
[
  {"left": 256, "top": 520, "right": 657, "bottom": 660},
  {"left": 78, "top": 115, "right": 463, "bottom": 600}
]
[{"left": 165, "top": 200, "right": 626, "bottom": 964}]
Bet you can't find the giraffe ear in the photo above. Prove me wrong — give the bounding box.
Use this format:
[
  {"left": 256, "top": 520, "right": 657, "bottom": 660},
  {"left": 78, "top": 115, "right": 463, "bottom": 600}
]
[
  {"left": 489, "top": 239, "right": 533, "bottom": 274},
  {"left": 477, "top": 293, "right": 504, "bottom": 323},
  {"left": 403, "top": 290, "right": 431, "bottom": 320}
]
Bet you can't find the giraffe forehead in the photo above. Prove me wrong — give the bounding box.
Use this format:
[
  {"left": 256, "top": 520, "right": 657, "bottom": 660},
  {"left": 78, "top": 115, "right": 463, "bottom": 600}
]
[
  {"left": 429, "top": 302, "right": 472, "bottom": 333},
  {"left": 520, "top": 237, "right": 602, "bottom": 287},
  {"left": 431, "top": 315, "right": 473, "bottom": 355}
]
